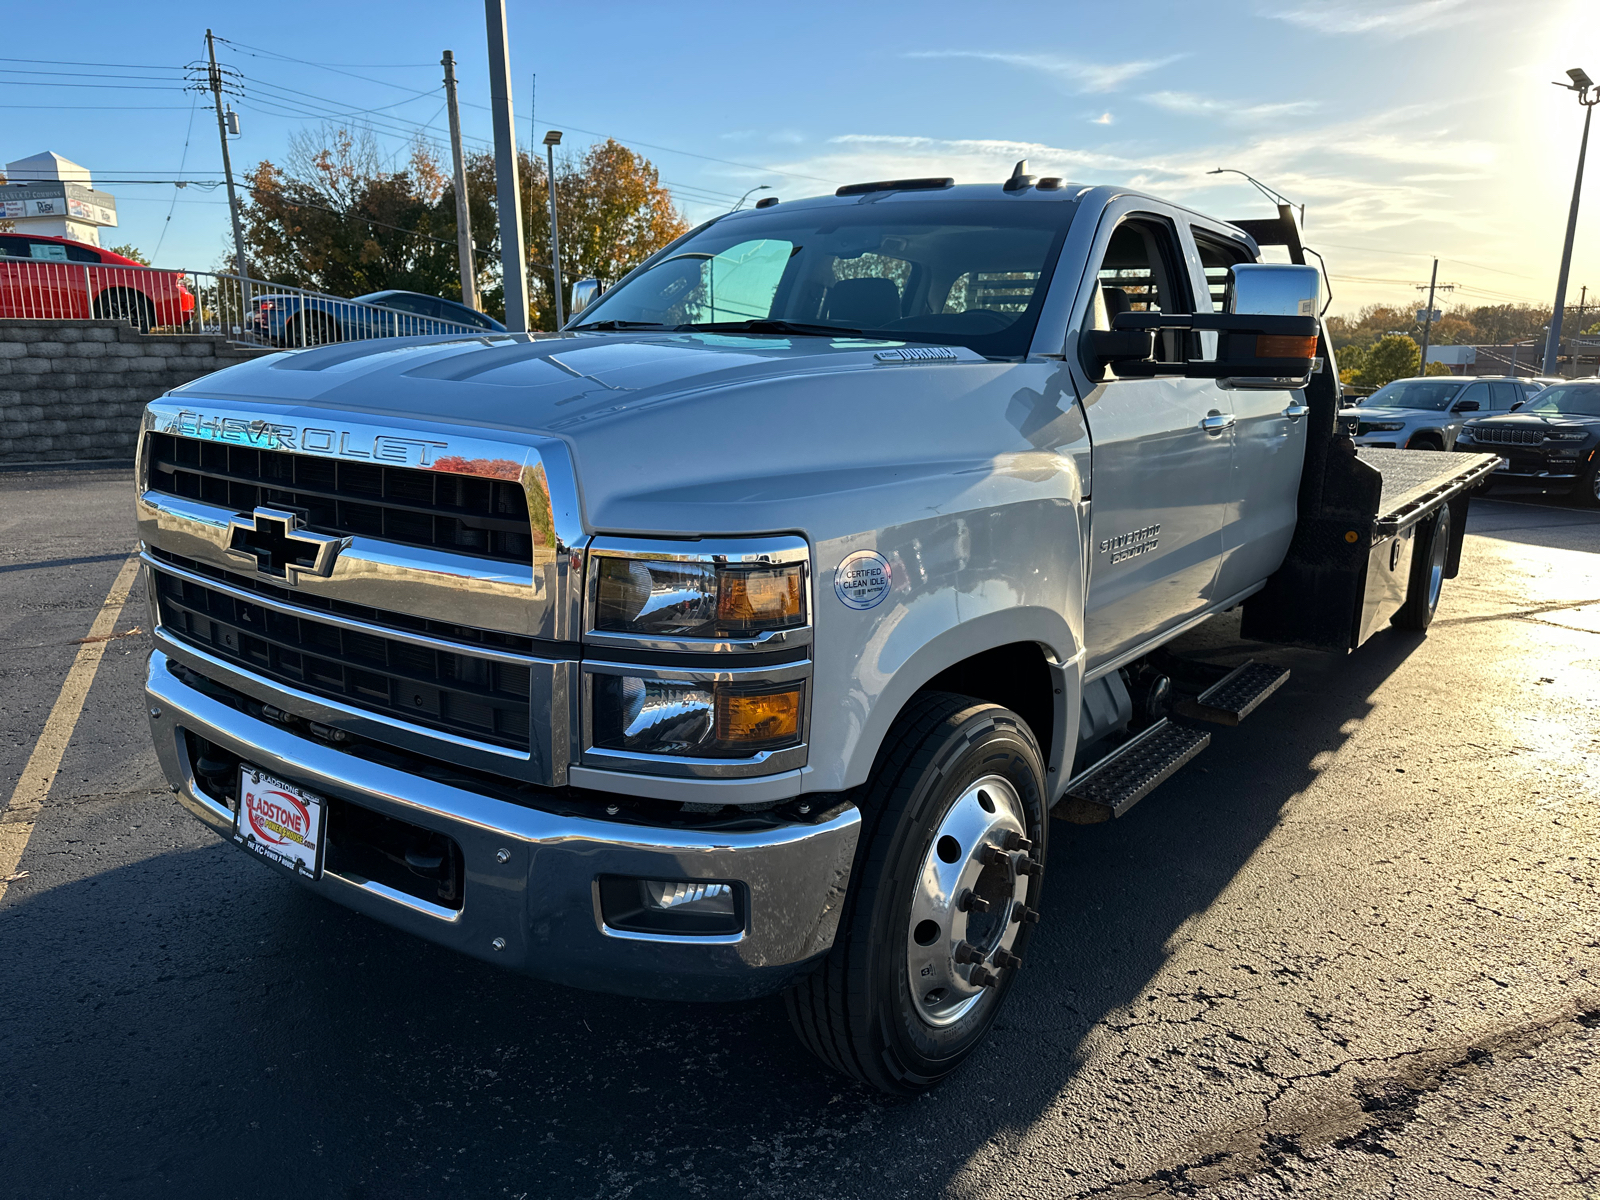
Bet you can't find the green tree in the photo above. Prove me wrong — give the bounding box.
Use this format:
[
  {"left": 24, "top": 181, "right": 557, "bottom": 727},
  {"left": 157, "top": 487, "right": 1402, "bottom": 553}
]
[
  {"left": 1350, "top": 334, "right": 1421, "bottom": 389},
  {"left": 107, "top": 243, "right": 151, "bottom": 265}
]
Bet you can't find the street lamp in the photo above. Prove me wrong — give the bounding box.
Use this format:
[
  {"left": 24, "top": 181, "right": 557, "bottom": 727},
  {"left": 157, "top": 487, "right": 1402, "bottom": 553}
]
[
  {"left": 1206, "top": 168, "right": 1305, "bottom": 228},
  {"left": 731, "top": 185, "right": 771, "bottom": 212},
  {"left": 1542, "top": 67, "right": 1598, "bottom": 376},
  {"left": 543, "top": 130, "right": 566, "bottom": 329}
]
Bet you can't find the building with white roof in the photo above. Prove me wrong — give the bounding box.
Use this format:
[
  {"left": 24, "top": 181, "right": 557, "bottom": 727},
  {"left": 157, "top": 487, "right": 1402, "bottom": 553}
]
[{"left": 0, "top": 152, "right": 118, "bottom": 246}]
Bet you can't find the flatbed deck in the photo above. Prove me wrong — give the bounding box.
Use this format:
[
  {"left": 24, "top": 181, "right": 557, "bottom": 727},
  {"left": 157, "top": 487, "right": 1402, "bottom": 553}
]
[{"left": 1358, "top": 447, "right": 1501, "bottom": 533}]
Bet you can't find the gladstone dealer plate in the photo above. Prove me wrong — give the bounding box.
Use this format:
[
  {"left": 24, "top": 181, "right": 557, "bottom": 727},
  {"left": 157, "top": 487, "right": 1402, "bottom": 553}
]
[{"left": 235, "top": 766, "right": 327, "bottom": 878}]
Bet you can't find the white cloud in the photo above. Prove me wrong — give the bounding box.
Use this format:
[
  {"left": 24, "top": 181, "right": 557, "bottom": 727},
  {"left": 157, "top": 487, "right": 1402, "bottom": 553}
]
[
  {"left": 1268, "top": 0, "right": 1476, "bottom": 35},
  {"left": 1143, "top": 91, "right": 1320, "bottom": 121},
  {"left": 1092, "top": 112, "right": 1114, "bottom": 125},
  {"left": 904, "top": 50, "right": 1183, "bottom": 93}
]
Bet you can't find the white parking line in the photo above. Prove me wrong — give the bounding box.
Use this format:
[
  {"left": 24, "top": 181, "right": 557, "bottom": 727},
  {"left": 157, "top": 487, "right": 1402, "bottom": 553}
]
[{"left": 0, "top": 553, "right": 142, "bottom": 903}]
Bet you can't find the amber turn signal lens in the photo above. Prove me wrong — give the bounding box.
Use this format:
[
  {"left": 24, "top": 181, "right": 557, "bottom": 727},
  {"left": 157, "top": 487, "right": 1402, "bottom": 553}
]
[
  {"left": 715, "top": 686, "right": 803, "bottom": 746},
  {"left": 717, "top": 567, "right": 803, "bottom": 628},
  {"left": 1256, "top": 334, "right": 1318, "bottom": 359}
]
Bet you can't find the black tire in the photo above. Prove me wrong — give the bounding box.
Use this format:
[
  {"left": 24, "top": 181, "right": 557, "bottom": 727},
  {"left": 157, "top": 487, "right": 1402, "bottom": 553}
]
[
  {"left": 1574, "top": 462, "right": 1600, "bottom": 509},
  {"left": 1393, "top": 504, "right": 1452, "bottom": 631},
  {"left": 784, "top": 692, "right": 1048, "bottom": 1095},
  {"left": 289, "top": 312, "right": 341, "bottom": 347},
  {"left": 1407, "top": 433, "right": 1444, "bottom": 451},
  {"left": 94, "top": 288, "right": 155, "bottom": 332}
]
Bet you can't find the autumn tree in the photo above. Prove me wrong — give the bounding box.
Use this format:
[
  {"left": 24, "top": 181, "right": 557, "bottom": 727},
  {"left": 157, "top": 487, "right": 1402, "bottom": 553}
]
[
  {"left": 238, "top": 126, "right": 686, "bottom": 328},
  {"left": 1341, "top": 333, "right": 1422, "bottom": 389}
]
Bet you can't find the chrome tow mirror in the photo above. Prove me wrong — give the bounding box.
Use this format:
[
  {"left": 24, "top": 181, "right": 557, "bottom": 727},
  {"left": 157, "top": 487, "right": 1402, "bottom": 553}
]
[{"left": 570, "top": 277, "right": 604, "bottom": 317}]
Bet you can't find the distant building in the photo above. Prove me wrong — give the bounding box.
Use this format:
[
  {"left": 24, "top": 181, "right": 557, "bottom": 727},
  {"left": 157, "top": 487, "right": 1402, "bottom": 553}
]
[
  {"left": 1422, "top": 345, "right": 1476, "bottom": 371},
  {"left": 0, "top": 151, "right": 118, "bottom": 246}
]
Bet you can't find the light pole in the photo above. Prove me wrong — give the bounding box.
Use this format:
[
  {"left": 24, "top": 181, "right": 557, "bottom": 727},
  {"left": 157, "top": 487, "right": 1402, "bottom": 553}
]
[
  {"left": 1206, "top": 168, "right": 1305, "bottom": 228},
  {"left": 544, "top": 130, "right": 565, "bottom": 329},
  {"left": 1543, "top": 67, "right": 1597, "bottom": 376},
  {"left": 731, "top": 185, "right": 771, "bottom": 212},
  {"left": 484, "top": 0, "right": 529, "bottom": 332}
]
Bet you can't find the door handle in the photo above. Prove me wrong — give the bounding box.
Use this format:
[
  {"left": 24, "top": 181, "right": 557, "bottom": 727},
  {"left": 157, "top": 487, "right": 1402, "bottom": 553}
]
[
  {"left": 1282, "top": 403, "right": 1311, "bottom": 421},
  {"left": 1200, "top": 412, "right": 1236, "bottom": 435}
]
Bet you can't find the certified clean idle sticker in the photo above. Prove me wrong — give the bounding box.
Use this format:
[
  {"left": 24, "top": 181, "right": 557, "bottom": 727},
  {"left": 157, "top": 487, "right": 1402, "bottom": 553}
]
[{"left": 834, "top": 549, "right": 892, "bottom": 610}]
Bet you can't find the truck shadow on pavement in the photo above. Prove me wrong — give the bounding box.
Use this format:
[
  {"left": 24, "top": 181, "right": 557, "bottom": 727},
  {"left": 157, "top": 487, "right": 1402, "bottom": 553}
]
[{"left": 0, "top": 617, "right": 1425, "bottom": 1200}]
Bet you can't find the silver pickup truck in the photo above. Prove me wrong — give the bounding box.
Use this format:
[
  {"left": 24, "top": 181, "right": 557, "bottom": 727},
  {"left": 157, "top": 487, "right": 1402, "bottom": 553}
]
[{"left": 134, "top": 173, "right": 1498, "bottom": 1095}]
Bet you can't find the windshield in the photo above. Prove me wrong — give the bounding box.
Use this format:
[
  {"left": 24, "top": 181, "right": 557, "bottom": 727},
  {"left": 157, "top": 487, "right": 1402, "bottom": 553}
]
[
  {"left": 575, "top": 199, "right": 1078, "bottom": 358},
  {"left": 1521, "top": 382, "right": 1600, "bottom": 417},
  {"left": 1359, "top": 379, "right": 1465, "bottom": 411}
]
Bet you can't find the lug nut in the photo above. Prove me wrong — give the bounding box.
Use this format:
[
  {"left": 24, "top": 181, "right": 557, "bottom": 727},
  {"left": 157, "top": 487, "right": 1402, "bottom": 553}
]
[
  {"left": 1011, "top": 904, "right": 1040, "bottom": 925},
  {"left": 969, "top": 966, "right": 999, "bottom": 988},
  {"left": 952, "top": 940, "right": 983, "bottom": 965},
  {"left": 992, "top": 948, "right": 1023, "bottom": 970},
  {"left": 1001, "top": 831, "right": 1032, "bottom": 853},
  {"left": 1016, "top": 857, "right": 1043, "bottom": 877},
  {"left": 958, "top": 889, "right": 990, "bottom": 914},
  {"left": 979, "top": 845, "right": 1009, "bottom": 867}
]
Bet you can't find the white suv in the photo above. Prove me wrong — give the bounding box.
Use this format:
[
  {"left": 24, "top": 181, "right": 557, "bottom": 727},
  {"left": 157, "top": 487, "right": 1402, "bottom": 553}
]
[{"left": 1339, "top": 376, "right": 1537, "bottom": 450}]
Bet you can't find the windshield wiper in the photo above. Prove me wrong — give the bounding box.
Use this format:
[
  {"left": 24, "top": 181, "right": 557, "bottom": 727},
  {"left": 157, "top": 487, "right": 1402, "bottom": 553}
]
[
  {"left": 569, "top": 319, "right": 672, "bottom": 331},
  {"left": 675, "top": 319, "right": 864, "bottom": 337}
]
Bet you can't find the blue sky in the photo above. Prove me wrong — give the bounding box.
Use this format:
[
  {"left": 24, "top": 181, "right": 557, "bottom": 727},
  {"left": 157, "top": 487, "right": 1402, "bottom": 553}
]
[{"left": 3, "top": 0, "right": 1595, "bottom": 317}]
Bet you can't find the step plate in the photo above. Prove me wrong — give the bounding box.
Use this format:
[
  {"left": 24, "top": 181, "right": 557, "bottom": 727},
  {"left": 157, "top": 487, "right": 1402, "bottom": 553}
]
[
  {"left": 1058, "top": 719, "right": 1211, "bottom": 824},
  {"left": 1173, "top": 661, "right": 1290, "bottom": 727}
]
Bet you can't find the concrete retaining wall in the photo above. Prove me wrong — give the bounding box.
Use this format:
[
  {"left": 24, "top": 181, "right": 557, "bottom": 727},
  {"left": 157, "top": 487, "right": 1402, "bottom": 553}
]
[{"left": 0, "top": 319, "right": 274, "bottom": 466}]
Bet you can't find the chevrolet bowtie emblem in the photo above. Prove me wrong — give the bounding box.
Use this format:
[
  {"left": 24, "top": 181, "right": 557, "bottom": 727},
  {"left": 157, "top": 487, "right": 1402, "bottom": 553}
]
[{"left": 225, "top": 507, "right": 349, "bottom": 586}]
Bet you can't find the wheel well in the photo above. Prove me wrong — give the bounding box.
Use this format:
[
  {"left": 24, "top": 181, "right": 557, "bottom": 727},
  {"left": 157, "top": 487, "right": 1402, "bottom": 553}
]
[
  {"left": 919, "top": 642, "right": 1056, "bottom": 768},
  {"left": 1408, "top": 431, "right": 1444, "bottom": 449}
]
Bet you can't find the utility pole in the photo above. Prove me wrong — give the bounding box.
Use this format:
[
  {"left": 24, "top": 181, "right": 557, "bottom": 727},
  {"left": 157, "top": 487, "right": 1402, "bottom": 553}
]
[
  {"left": 1417, "top": 258, "right": 1439, "bottom": 376},
  {"left": 484, "top": 0, "right": 529, "bottom": 332},
  {"left": 441, "top": 51, "right": 478, "bottom": 312},
  {"left": 544, "top": 130, "right": 565, "bottom": 329},
  {"left": 1543, "top": 67, "right": 1597, "bottom": 376},
  {"left": 205, "top": 30, "right": 248, "bottom": 285}
]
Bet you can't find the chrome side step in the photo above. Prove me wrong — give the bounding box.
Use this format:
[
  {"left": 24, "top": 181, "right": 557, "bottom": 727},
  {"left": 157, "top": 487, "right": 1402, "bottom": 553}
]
[
  {"left": 1055, "top": 719, "right": 1211, "bottom": 825},
  {"left": 1172, "top": 661, "right": 1290, "bottom": 727}
]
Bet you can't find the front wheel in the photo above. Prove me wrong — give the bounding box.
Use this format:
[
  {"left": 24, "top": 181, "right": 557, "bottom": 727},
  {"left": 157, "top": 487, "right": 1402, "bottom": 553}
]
[
  {"left": 784, "top": 693, "right": 1047, "bottom": 1094},
  {"left": 1574, "top": 462, "right": 1600, "bottom": 510},
  {"left": 1393, "top": 504, "right": 1452, "bottom": 631}
]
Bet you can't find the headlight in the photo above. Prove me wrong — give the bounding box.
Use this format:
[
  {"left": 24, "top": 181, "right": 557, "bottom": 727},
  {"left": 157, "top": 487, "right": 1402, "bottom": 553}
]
[
  {"left": 1546, "top": 430, "right": 1590, "bottom": 442},
  {"left": 591, "top": 673, "right": 804, "bottom": 758},
  {"left": 1365, "top": 421, "right": 1406, "bottom": 432},
  {"left": 593, "top": 557, "right": 803, "bottom": 637},
  {"left": 586, "top": 536, "right": 810, "bottom": 646}
]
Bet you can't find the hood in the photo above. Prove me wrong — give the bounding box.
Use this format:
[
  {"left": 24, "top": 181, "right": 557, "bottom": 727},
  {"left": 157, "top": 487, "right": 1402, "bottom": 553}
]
[
  {"left": 1466, "top": 411, "right": 1600, "bottom": 427},
  {"left": 166, "top": 330, "right": 1037, "bottom": 538}
]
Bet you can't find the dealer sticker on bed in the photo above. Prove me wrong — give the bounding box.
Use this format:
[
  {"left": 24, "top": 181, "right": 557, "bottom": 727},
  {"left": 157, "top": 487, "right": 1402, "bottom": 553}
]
[
  {"left": 235, "top": 767, "right": 326, "bottom": 879},
  {"left": 834, "top": 549, "right": 892, "bottom": 610}
]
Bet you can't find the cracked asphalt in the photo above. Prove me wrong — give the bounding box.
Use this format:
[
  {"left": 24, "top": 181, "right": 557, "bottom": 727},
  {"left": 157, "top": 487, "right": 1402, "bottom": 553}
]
[{"left": 3, "top": 465, "right": 1599, "bottom": 1200}]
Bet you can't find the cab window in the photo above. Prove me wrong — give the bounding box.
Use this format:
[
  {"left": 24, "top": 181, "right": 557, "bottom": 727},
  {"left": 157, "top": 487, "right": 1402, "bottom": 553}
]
[{"left": 1085, "top": 216, "right": 1191, "bottom": 368}]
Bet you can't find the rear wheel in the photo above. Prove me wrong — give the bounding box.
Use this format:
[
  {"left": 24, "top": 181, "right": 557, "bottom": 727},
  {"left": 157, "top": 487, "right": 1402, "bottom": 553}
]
[
  {"left": 1393, "top": 505, "right": 1452, "bottom": 631},
  {"left": 94, "top": 288, "right": 155, "bottom": 332},
  {"left": 289, "top": 312, "right": 340, "bottom": 346},
  {"left": 784, "top": 693, "right": 1047, "bottom": 1094},
  {"left": 1407, "top": 432, "right": 1444, "bottom": 451}
]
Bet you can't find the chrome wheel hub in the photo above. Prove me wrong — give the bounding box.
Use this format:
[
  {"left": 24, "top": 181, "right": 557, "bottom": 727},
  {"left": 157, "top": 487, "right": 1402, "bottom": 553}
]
[
  {"left": 906, "top": 775, "right": 1035, "bottom": 1028},
  {"left": 1425, "top": 508, "right": 1450, "bottom": 612}
]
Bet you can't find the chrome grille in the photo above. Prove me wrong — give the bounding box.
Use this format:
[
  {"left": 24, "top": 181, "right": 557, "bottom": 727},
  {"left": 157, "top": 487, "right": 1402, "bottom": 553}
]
[
  {"left": 153, "top": 568, "right": 533, "bottom": 750},
  {"left": 145, "top": 432, "right": 534, "bottom": 564}
]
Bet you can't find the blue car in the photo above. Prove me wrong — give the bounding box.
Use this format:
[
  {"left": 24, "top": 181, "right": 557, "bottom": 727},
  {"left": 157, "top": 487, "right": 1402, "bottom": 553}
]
[{"left": 247, "top": 288, "right": 505, "bottom": 347}]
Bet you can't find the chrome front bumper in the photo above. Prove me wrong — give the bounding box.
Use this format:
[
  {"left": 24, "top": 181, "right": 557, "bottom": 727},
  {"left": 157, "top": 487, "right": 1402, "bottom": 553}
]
[{"left": 145, "top": 649, "right": 860, "bottom": 1001}]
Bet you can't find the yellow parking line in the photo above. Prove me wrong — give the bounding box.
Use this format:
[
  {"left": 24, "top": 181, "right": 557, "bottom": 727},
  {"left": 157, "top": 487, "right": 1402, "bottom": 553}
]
[{"left": 0, "top": 553, "right": 142, "bottom": 903}]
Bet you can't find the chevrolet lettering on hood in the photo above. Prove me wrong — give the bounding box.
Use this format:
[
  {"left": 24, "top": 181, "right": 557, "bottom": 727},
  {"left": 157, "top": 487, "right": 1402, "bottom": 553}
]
[{"left": 161, "top": 409, "right": 448, "bottom": 467}]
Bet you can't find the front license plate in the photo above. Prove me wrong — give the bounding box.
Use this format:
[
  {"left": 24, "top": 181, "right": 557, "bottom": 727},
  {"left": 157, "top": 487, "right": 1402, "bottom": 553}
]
[{"left": 235, "top": 766, "right": 327, "bottom": 879}]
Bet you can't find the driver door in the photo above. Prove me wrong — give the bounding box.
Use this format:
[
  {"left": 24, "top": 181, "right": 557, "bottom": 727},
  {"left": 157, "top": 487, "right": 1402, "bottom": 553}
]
[{"left": 1072, "top": 210, "right": 1235, "bottom": 674}]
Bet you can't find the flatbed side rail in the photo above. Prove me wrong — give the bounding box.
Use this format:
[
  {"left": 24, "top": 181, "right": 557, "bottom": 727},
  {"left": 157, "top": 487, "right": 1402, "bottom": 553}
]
[{"left": 1372, "top": 453, "right": 1500, "bottom": 537}]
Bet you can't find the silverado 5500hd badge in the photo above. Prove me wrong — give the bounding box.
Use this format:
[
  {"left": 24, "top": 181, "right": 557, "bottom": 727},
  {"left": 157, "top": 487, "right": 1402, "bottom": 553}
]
[{"left": 1100, "top": 524, "right": 1161, "bottom": 564}]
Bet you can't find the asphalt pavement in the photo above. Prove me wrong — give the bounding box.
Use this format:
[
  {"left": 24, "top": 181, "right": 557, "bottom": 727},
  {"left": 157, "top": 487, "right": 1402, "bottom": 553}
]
[{"left": 3, "top": 466, "right": 1599, "bottom": 1200}]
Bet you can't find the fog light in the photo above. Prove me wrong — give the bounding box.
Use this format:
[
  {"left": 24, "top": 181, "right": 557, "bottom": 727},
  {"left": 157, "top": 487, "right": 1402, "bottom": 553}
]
[{"left": 599, "top": 875, "right": 744, "bottom": 936}]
